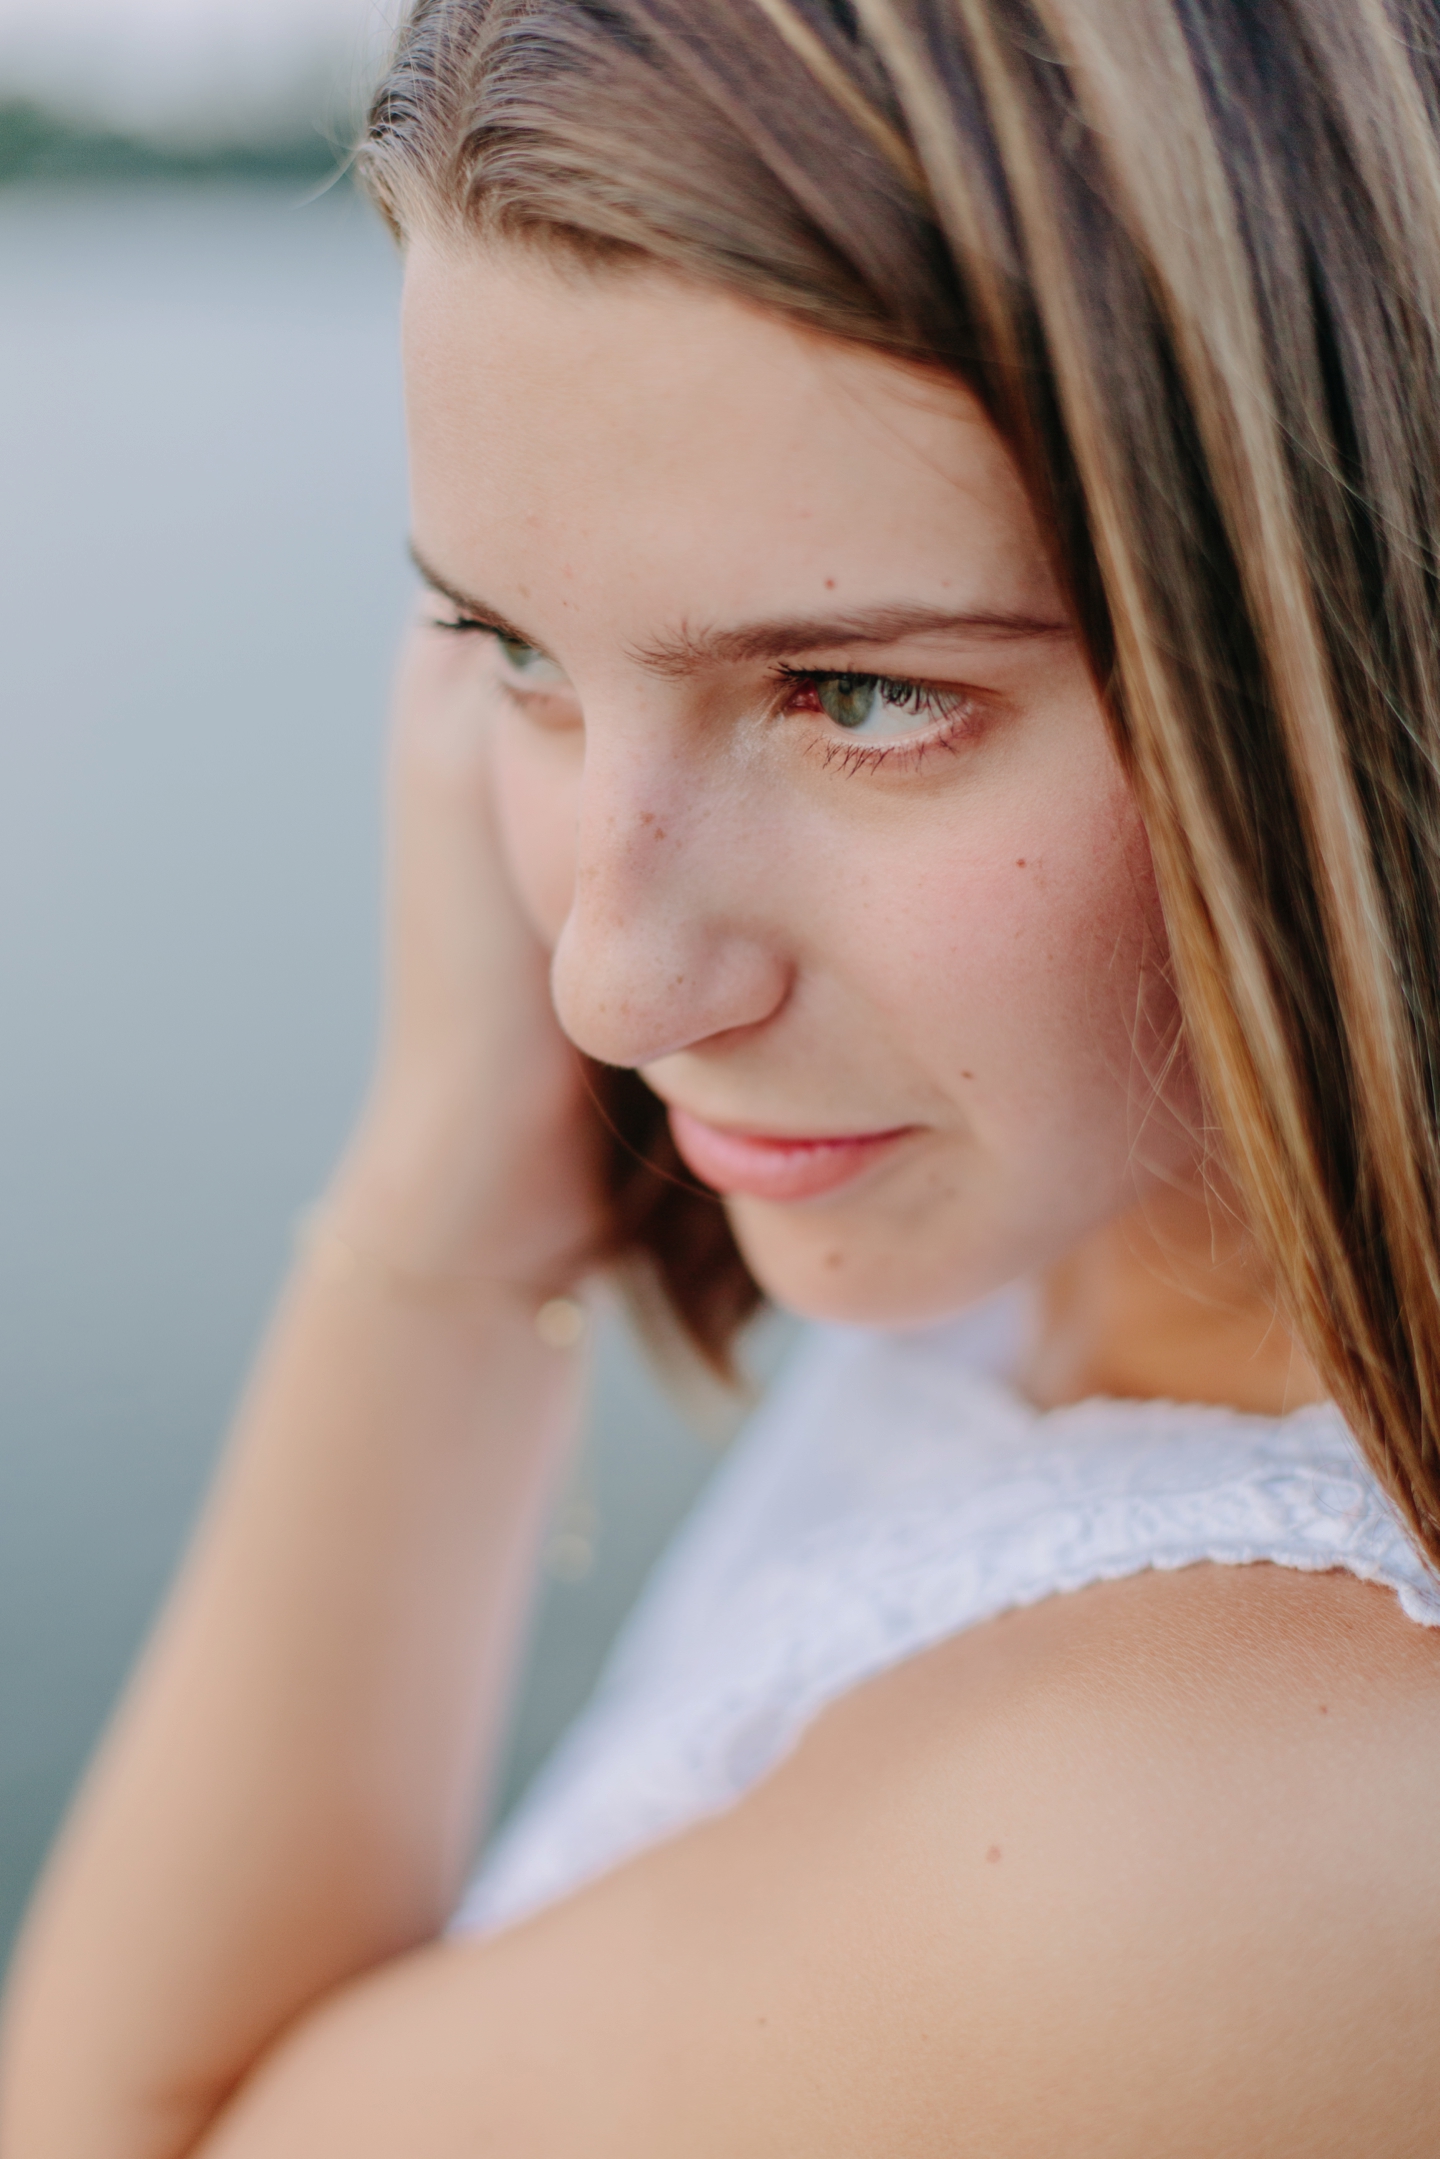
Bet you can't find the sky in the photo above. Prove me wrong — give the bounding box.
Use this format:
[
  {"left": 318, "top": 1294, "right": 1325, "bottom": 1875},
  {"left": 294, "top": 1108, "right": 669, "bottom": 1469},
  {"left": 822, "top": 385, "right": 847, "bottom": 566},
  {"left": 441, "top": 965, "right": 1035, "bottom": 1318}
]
[{"left": 0, "top": 0, "right": 395, "bottom": 138}]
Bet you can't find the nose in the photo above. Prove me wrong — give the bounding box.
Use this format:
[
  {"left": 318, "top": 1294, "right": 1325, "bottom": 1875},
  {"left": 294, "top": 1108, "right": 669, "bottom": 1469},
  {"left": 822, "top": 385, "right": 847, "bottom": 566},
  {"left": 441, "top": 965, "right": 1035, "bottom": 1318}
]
[{"left": 549, "top": 719, "right": 789, "bottom": 1068}]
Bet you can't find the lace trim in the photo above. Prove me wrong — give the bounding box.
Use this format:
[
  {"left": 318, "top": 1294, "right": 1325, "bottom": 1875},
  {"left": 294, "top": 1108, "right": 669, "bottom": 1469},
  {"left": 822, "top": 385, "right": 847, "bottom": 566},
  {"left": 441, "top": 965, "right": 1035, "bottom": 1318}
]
[{"left": 456, "top": 1350, "right": 1440, "bottom": 1936}]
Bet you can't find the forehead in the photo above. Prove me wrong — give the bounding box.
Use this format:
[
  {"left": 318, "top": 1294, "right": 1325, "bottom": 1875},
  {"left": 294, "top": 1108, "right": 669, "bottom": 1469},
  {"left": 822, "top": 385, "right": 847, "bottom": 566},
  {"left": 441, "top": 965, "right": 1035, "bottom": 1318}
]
[{"left": 402, "top": 236, "right": 1056, "bottom": 629}]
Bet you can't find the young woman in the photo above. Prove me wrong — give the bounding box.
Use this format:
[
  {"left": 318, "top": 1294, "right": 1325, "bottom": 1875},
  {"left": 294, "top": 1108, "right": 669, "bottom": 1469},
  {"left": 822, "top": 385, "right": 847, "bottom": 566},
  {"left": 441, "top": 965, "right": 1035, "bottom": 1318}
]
[{"left": 6, "top": 0, "right": 1440, "bottom": 2149}]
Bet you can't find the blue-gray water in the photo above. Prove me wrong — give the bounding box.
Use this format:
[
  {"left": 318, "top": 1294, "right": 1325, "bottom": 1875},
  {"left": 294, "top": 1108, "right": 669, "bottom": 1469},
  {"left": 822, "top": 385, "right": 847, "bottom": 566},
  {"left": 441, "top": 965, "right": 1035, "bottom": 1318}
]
[{"left": 0, "top": 183, "right": 771, "bottom": 1967}]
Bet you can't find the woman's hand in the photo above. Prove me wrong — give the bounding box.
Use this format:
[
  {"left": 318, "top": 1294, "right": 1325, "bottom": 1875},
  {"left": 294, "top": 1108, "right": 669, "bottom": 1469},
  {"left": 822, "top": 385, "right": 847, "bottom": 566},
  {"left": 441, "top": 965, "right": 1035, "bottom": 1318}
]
[{"left": 333, "top": 609, "right": 602, "bottom": 1295}]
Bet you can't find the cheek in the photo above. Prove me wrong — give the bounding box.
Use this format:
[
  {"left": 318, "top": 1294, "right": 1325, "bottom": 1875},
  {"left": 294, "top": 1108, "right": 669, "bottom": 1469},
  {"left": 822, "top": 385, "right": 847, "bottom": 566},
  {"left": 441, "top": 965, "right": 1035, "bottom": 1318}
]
[
  {"left": 722, "top": 779, "right": 1184, "bottom": 1327},
  {"left": 856, "top": 775, "right": 1171, "bottom": 1126},
  {"left": 491, "top": 718, "right": 581, "bottom": 947}
]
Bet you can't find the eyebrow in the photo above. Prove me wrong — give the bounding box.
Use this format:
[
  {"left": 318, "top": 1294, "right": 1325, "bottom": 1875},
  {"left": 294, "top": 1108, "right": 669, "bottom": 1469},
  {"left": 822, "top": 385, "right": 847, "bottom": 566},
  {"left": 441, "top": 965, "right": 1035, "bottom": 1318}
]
[
  {"left": 628, "top": 604, "right": 1073, "bottom": 674},
  {"left": 410, "top": 543, "right": 1072, "bottom": 673}
]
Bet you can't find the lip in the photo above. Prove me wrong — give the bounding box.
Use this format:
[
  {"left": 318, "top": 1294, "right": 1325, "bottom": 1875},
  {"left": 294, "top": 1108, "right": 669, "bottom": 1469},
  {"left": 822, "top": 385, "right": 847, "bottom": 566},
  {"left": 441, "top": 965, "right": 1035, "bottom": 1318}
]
[{"left": 667, "top": 1106, "right": 917, "bottom": 1202}]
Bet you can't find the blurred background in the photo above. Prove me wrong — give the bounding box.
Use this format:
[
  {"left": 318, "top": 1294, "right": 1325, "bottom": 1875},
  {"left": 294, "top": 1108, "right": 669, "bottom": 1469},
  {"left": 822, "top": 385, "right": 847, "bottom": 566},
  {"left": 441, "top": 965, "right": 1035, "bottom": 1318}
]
[{"left": 0, "top": 0, "right": 786, "bottom": 1969}]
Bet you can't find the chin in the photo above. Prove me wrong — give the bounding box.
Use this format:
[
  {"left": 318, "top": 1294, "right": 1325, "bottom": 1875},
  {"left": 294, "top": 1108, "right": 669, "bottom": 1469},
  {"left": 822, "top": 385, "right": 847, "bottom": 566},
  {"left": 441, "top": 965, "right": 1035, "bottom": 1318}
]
[{"left": 724, "top": 1194, "right": 1003, "bottom": 1332}]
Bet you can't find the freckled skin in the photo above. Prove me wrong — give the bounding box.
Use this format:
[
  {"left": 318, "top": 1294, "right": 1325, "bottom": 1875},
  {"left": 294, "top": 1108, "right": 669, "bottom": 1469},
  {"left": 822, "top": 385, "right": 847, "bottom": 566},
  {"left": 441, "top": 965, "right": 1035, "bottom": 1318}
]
[{"left": 405, "top": 243, "right": 1200, "bottom": 1329}]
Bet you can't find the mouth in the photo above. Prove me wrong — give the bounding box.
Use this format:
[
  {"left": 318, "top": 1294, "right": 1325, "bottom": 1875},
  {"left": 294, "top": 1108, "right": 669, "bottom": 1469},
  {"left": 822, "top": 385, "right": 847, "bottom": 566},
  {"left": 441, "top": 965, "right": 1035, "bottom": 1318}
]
[{"left": 667, "top": 1106, "right": 918, "bottom": 1202}]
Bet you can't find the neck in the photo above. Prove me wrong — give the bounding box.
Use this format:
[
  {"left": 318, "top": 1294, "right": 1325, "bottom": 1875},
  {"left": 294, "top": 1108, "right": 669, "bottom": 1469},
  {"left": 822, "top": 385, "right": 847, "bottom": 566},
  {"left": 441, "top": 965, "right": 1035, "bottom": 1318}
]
[{"left": 1019, "top": 1181, "right": 1326, "bottom": 1416}]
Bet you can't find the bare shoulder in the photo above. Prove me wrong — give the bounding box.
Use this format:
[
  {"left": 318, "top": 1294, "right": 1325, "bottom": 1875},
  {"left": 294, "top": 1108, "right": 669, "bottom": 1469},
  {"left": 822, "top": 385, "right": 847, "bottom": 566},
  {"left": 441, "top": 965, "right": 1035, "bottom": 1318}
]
[
  {"left": 203, "top": 1565, "right": 1440, "bottom": 2158},
  {"left": 786, "top": 1561, "right": 1440, "bottom": 2153}
]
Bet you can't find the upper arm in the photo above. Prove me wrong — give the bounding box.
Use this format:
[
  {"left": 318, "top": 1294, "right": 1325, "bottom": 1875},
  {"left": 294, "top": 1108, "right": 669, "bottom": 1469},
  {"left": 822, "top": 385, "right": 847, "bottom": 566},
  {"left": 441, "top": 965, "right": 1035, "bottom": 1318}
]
[{"left": 198, "top": 1564, "right": 1440, "bottom": 2159}]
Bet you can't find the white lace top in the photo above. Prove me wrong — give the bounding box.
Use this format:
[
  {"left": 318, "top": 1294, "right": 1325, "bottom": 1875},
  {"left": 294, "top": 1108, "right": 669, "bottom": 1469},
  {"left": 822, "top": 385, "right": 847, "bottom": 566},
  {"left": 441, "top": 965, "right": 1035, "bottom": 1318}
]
[{"left": 455, "top": 1293, "right": 1440, "bottom": 1937}]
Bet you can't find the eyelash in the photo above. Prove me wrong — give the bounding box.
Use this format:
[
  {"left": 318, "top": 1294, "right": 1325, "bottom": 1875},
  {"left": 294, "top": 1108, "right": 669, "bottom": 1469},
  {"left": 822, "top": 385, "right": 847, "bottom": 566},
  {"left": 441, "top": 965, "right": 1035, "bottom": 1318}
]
[
  {"left": 430, "top": 614, "right": 979, "bottom": 775},
  {"left": 432, "top": 613, "right": 507, "bottom": 640},
  {"left": 772, "top": 666, "right": 978, "bottom": 773}
]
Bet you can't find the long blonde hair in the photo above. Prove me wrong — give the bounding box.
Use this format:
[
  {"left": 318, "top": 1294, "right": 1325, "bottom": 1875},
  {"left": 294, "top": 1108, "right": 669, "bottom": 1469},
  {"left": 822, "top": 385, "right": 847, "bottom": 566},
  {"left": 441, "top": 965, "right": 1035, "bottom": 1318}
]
[{"left": 363, "top": 0, "right": 1440, "bottom": 1569}]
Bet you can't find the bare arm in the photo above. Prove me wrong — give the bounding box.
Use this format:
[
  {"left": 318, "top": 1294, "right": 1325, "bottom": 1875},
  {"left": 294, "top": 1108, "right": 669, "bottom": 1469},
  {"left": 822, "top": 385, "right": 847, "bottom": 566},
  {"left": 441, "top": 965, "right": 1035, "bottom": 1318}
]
[
  {"left": 0, "top": 619, "right": 602, "bottom": 2159},
  {"left": 111, "top": 1567, "right": 1440, "bottom": 2159}
]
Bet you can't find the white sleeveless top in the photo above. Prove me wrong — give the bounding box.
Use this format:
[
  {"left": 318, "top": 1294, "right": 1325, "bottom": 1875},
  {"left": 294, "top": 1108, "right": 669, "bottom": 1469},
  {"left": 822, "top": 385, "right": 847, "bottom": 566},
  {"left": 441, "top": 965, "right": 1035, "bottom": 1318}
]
[{"left": 455, "top": 1293, "right": 1440, "bottom": 1937}]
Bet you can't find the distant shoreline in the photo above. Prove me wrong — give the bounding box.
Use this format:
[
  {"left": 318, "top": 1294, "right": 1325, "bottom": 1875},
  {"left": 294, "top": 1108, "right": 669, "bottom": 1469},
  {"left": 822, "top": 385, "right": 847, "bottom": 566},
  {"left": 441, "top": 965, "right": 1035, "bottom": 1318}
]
[{"left": 0, "top": 100, "right": 352, "bottom": 189}]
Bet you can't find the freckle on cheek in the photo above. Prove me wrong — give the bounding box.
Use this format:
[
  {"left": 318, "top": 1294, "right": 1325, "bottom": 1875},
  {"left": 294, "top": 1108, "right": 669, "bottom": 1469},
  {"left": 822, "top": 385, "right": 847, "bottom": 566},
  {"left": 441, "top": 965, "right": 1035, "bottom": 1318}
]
[{"left": 823, "top": 1250, "right": 844, "bottom": 1269}]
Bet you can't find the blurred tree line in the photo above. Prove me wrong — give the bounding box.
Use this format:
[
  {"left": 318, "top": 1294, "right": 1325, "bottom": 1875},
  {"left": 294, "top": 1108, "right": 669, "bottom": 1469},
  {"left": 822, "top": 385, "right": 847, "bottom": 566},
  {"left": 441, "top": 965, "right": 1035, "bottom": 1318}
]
[{"left": 0, "top": 100, "right": 346, "bottom": 186}]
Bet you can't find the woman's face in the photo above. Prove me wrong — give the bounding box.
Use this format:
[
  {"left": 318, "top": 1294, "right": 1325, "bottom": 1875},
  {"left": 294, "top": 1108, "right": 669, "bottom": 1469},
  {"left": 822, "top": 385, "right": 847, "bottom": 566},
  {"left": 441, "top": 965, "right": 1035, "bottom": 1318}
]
[{"left": 403, "top": 240, "right": 1198, "bottom": 1326}]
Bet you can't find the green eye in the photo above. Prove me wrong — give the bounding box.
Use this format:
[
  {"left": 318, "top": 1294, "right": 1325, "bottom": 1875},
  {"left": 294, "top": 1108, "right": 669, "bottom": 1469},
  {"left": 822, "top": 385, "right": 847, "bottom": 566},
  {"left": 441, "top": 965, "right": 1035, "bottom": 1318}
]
[
  {"left": 495, "top": 634, "right": 568, "bottom": 686},
  {"left": 812, "top": 672, "right": 962, "bottom": 738},
  {"left": 498, "top": 634, "right": 544, "bottom": 671},
  {"left": 816, "top": 676, "right": 883, "bottom": 729}
]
